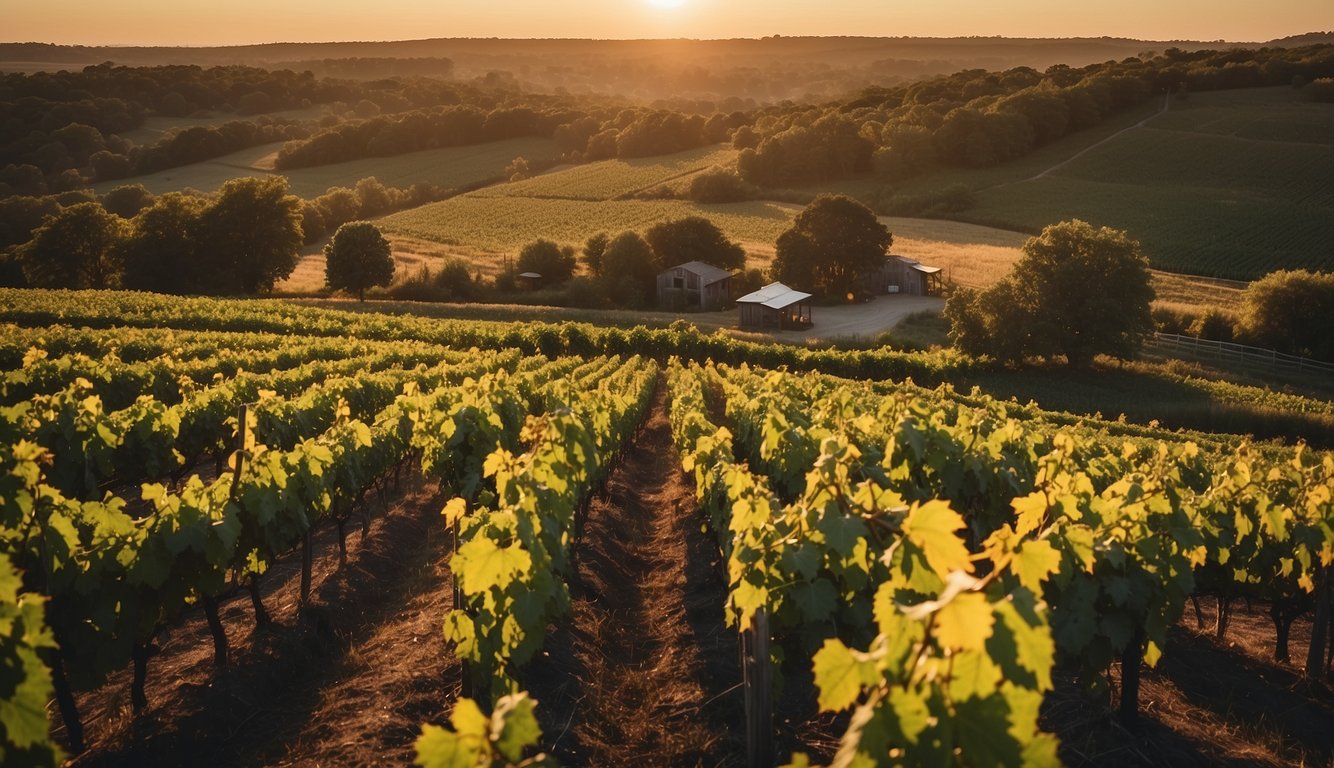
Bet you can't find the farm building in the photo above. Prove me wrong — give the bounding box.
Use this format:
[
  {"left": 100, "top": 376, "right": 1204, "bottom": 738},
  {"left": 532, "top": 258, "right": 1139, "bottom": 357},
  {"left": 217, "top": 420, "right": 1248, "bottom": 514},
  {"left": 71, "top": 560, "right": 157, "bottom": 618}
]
[
  {"left": 736, "top": 282, "right": 813, "bottom": 330},
  {"left": 863, "top": 255, "right": 943, "bottom": 296},
  {"left": 656, "top": 261, "right": 734, "bottom": 310}
]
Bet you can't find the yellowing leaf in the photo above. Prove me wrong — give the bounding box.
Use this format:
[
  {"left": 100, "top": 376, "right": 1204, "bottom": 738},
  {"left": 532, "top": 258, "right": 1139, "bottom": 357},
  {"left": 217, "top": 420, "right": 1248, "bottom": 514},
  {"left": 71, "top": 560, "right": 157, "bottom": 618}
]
[
  {"left": 1012, "top": 540, "right": 1062, "bottom": 593},
  {"left": 902, "top": 500, "right": 972, "bottom": 578},
  {"left": 935, "top": 592, "right": 994, "bottom": 652}
]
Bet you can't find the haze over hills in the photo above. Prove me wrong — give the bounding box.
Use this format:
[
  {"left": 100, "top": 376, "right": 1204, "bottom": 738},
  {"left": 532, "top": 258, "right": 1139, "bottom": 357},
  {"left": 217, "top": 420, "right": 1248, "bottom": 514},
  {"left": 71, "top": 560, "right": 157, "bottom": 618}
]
[{"left": 5, "top": 33, "right": 1333, "bottom": 100}]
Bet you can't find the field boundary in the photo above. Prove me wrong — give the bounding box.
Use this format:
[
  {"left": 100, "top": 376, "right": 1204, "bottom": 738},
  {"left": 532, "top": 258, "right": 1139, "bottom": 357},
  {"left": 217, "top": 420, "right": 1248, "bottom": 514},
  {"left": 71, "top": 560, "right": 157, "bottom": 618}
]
[{"left": 1151, "top": 332, "right": 1334, "bottom": 374}]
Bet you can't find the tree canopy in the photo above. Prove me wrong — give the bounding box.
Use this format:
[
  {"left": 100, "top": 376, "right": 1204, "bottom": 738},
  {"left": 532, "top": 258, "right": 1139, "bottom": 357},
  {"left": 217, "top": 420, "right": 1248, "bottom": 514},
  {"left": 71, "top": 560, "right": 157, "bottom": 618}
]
[
  {"left": 1236, "top": 269, "right": 1334, "bottom": 361},
  {"left": 516, "top": 238, "right": 577, "bottom": 285},
  {"left": 945, "top": 219, "right": 1154, "bottom": 367},
  {"left": 199, "top": 177, "right": 303, "bottom": 294},
  {"left": 324, "top": 221, "right": 394, "bottom": 301},
  {"left": 18, "top": 202, "right": 125, "bottom": 289},
  {"left": 644, "top": 216, "right": 745, "bottom": 272},
  {"left": 771, "top": 194, "right": 891, "bottom": 298},
  {"left": 120, "top": 192, "right": 209, "bottom": 294},
  {"left": 599, "top": 231, "right": 657, "bottom": 308}
]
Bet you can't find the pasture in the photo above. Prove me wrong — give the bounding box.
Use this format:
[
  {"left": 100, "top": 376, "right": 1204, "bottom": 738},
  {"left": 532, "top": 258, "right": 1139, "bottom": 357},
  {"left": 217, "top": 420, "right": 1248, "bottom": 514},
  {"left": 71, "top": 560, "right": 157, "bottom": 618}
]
[
  {"left": 896, "top": 87, "right": 1334, "bottom": 280},
  {"left": 472, "top": 145, "right": 738, "bottom": 201},
  {"left": 91, "top": 136, "right": 559, "bottom": 198}
]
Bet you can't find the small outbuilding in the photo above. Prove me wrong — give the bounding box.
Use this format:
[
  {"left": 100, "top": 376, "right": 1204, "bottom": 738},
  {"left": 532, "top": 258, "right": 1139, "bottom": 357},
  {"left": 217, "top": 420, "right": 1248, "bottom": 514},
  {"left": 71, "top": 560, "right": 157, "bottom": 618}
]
[
  {"left": 517, "top": 271, "right": 543, "bottom": 290},
  {"left": 865, "top": 255, "right": 943, "bottom": 296},
  {"left": 656, "top": 261, "right": 734, "bottom": 310},
  {"left": 736, "top": 281, "right": 813, "bottom": 330}
]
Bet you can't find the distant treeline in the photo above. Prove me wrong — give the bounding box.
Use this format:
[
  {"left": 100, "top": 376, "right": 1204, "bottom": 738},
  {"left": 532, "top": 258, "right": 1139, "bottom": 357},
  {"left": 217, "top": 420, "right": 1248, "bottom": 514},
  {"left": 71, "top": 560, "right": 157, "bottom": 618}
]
[
  {"left": 736, "top": 44, "right": 1334, "bottom": 188},
  {"left": 0, "top": 62, "right": 615, "bottom": 194}
]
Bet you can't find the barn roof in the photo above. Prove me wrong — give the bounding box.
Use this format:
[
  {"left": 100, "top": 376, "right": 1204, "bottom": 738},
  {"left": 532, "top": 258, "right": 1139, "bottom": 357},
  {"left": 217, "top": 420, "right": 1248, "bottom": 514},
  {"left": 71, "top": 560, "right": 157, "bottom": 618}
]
[
  {"left": 661, "top": 261, "right": 734, "bottom": 286},
  {"left": 735, "top": 281, "right": 813, "bottom": 309},
  {"left": 518, "top": 272, "right": 542, "bottom": 279},
  {"left": 911, "top": 264, "right": 942, "bottom": 274}
]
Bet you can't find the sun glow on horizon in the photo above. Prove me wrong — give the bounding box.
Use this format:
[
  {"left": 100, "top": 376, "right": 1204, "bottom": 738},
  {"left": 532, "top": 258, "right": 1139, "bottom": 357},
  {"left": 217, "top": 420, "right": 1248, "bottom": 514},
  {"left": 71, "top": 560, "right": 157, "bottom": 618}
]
[{"left": 646, "top": 0, "right": 687, "bottom": 9}]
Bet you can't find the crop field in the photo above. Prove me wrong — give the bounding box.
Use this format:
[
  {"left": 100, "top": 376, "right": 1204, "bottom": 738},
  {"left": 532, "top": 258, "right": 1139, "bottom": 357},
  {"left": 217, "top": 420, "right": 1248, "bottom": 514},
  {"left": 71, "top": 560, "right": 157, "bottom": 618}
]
[
  {"left": 4, "top": 289, "right": 1333, "bottom": 767},
  {"left": 908, "top": 87, "right": 1334, "bottom": 280},
  {"left": 91, "top": 136, "right": 559, "bottom": 198},
  {"left": 379, "top": 195, "right": 796, "bottom": 257},
  {"left": 472, "top": 144, "right": 738, "bottom": 201}
]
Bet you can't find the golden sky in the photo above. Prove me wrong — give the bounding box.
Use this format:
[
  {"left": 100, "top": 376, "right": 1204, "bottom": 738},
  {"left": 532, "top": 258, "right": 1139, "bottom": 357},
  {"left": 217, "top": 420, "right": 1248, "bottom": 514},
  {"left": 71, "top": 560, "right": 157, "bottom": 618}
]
[{"left": 3, "top": 0, "right": 1330, "bottom": 46}]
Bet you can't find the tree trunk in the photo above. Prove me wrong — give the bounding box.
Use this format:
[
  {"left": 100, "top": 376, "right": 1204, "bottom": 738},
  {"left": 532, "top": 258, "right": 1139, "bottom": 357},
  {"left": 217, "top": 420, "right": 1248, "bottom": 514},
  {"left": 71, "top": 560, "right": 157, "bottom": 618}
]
[
  {"left": 248, "top": 575, "right": 271, "bottom": 627},
  {"left": 131, "top": 642, "right": 151, "bottom": 713},
  {"left": 1215, "top": 594, "right": 1231, "bottom": 640},
  {"left": 1305, "top": 567, "right": 1330, "bottom": 681},
  {"left": 47, "top": 651, "right": 83, "bottom": 754},
  {"left": 300, "top": 528, "right": 313, "bottom": 606},
  {"left": 201, "top": 593, "right": 228, "bottom": 667},
  {"left": 1272, "top": 601, "right": 1293, "bottom": 663},
  {"left": 1119, "top": 627, "right": 1145, "bottom": 726}
]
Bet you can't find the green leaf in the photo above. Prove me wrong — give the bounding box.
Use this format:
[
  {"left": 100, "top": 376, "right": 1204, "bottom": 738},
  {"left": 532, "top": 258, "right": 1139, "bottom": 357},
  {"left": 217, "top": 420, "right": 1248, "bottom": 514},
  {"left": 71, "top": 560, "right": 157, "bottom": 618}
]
[
  {"left": 491, "top": 693, "right": 542, "bottom": 762},
  {"left": 454, "top": 537, "right": 531, "bottom": 596},
  {"left": 414, "top": 724, "right": 480, "bottom": 768},
  {"left": 812, "top": 639, "right": 873, "bottom": 712}
]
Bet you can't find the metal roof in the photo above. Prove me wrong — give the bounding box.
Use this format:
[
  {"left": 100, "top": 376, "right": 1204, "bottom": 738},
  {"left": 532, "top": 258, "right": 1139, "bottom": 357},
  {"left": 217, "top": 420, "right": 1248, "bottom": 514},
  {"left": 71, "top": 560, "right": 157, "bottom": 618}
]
[
  {"left": 518, "top": 272, "right": 542, "bottom": 279},
  {"left": 735, "top": 281, "right": 813, "bottom": 309},
  {"left": 661, "top": 261, "right": 734, "bottom": 286},
  {"left": 911, "top": 264, "right": 943, "bottom": 274}
]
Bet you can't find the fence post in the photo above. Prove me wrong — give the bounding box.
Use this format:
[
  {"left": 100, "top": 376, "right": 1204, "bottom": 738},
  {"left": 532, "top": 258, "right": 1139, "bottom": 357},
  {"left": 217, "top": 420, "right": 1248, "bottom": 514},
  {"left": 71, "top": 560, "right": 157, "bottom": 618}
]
[{"left": 742, "top": 608, "right": 774, "bottom": 768}]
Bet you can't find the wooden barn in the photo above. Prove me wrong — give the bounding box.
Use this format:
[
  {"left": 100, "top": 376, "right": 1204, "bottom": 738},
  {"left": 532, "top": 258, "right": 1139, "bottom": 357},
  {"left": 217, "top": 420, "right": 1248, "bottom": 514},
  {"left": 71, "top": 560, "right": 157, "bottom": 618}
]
[
  {"left": 736, "top": 282, "right": 813, "bottom": 330},
  {"left": 863, "top": 255, "right": 944, "bottom": 296},
  {"left": 656, "top": 261, "right": 734, "bottom": 310}
]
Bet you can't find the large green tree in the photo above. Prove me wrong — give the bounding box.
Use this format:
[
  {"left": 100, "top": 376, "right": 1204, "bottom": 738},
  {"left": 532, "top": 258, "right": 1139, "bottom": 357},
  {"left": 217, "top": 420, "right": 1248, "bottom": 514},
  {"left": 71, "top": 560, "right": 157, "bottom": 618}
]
[
  {"left": 599, "top": 231, "right": 657, "bottom": 308},
  {"left": 120, "top": 192, "right": 209, "bottom": 294},
  {"left": 199, "top": 177, "right": 303, "bottom": 294},
  {"left": 19, "top": 202, "right": 126, "bottom": 289},
  {"left": 516, "top": 238, "right": 577, "bottom": 285},
  {"left": 1236, "top": 269, "right": 1334, "bottom": 360},
  {"left": 644, "top": 216, "right": 745, "bottom": 271},
  {"left": 324, "top": 221, "right": 394, "bottom": 301},
  {"left": 946, "top": 219, "right": 1154, "bottom": 367},
  {"left": 771, "top": 194, "right": 892, "bottom": 298}
]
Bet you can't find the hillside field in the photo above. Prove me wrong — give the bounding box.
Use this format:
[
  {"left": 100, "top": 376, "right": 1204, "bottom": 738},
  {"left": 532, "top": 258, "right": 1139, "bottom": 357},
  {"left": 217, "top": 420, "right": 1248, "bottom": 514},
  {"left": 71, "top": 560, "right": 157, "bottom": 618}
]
[
  {"left": 892, "top": 87, "right": 1334, "bottom": 280},
  {"left": 91, "top": 136, "right": 558, "bottom": 198}
]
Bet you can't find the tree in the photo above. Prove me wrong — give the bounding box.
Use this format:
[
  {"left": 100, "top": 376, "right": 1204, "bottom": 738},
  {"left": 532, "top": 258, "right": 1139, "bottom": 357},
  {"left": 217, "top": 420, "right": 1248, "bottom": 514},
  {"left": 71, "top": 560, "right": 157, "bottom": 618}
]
[
  {"left": 198, "top": 177, "right": 303, "bottom": 294},
  {"left": 120, "top": 192, "right": 209, "bottom": 294},
  {"left": 1236, "top": 269, "right": 1334, "bottom": 360},
  {"left": 946, "top": 219, "right": 1154, "bottom": 367},
  {"left": 324, "top": 222, "right": 394, "bottom": 301},
  {"left": 644, "top": 216, "right": 745, "bottom": 271},
  {"left": 599, "top": 231, "right": 657, "bottom": 308},
  {"left": 19, "top": 202, "right": 126, "bottom": 289},
  {"left": 582, "top": 232, "right": 609, "bottom": 277},
  {"left": 100, "top": 184, "right": 156, "bottom": 218},
  {"left": 516, "top": 239, "right": 577, "bottom": 285},
  {"left": 771, "top": 194, "right": 891, "bottom": 298}
]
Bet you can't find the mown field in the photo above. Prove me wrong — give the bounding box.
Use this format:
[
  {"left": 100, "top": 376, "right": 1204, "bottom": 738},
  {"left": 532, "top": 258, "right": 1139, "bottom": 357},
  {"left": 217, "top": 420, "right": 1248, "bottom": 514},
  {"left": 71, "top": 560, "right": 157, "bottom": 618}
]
[
  {"left": 91, "top": 136, "right": 558, "bottom": 198},
  {"left": 891, "top": 87, "right": 1334, "bottom": 280},
  {"left": 112, "top": 106, "right": 328, "bottom": 145},
  {"left": 471, "top": 144, "right": 737, "bottom": 201}
]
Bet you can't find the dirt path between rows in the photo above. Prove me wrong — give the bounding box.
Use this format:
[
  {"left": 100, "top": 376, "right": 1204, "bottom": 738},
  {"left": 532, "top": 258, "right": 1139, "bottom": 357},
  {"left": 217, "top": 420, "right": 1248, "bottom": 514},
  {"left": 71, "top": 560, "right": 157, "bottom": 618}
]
[
  {"left": 65, "top": 476, "right": 460, "bottom": 767},
  {"left": 529, "top": 379, "right": 745, "bottom": 766}
]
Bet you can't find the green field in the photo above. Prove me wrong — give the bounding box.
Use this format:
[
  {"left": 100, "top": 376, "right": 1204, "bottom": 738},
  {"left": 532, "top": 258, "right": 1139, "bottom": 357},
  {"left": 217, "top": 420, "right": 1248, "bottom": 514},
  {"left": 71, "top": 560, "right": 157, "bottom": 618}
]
[
  {"left": 91, "top": 136, "right": 559, "bottom": 198},
  {"left": 380, "top": 196, "right": 795, "bottom": 256},
  {"left": 473, "top": 145, "right": 737, "bottom": 201},
  {"left": 114, "top": 106, "right": 328, "bottom": 145},
  {"left": 892, "top": 87, "right": 1334, "bottom": 280}
]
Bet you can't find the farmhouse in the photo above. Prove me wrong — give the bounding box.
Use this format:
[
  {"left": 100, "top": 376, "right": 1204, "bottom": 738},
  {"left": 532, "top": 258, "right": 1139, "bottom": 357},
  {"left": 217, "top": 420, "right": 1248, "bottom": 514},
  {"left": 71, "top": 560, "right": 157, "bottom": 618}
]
[
  {"left": 863, "top": 255, "right": 943, "bottom": 296},
  {"left": 656, "top": 261, "right": 734, "bottom": 310},
  {"left": 736, "top": 281, "right": 813, "bottom": 330}
]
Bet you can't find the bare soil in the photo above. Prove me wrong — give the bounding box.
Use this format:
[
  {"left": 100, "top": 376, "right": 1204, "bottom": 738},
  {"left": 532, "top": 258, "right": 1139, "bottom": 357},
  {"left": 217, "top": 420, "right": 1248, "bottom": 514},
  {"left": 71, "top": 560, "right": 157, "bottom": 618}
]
[
  {"left": 527, "top": 381, "right": 746, "bottom": 766},
  {"left": 60, "top": 474, "right": 460, "bottom": 767}
]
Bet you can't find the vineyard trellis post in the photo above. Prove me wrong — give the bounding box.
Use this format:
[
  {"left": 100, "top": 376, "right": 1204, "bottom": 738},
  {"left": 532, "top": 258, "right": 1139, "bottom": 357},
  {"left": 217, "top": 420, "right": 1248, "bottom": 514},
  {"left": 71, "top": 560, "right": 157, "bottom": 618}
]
[
  {"left": 1305, "top": 565, "right": 1329, "bottom": 681},
  {"left": 741, "top": 608, "right": 773, "bottom": 768}
]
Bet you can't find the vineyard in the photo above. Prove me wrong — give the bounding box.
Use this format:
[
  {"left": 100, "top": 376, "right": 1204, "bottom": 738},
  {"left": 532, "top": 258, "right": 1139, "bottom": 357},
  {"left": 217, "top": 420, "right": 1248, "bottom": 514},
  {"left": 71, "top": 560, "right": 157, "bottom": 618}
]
[{"left": 0, "top": 289, "right": 1332, "bottom": 766}]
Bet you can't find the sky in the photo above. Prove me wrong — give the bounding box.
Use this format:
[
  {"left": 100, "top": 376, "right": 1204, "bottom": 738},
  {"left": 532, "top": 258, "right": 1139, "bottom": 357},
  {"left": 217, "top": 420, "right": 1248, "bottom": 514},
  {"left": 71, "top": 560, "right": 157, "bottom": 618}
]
[{"left": 3, "top": 0, "right": 1331, "bottom": 47}]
